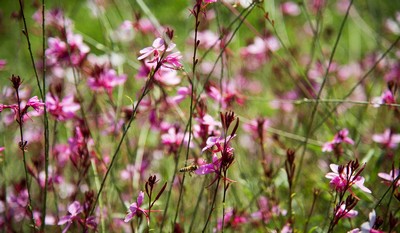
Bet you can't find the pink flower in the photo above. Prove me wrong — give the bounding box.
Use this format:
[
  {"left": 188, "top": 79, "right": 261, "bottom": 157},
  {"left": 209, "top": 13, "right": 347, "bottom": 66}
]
[
  {"left": 378, "top": 169, "right": 400, "bottom": 188},
  {"left": 204, "top": 0, "right": 217, "bottom": 3},
  {"left": 215, "top": 208, "right": 247, "bottom": 232},
  {"left": 161, "top": 127, "right": 192, "bottom": 154},
  {"left": 325, "top": 163, "right": 371, "bottom": 193},
  {"left": 371, "top": 90, "right": 396, "bottom": 107},
  {"left": 46, "top": 33, "right": 89, "bottom": 67},
  {"left": 195, "top": 153, "right": 221, "bottom": 175},
  {"left": 322, "top": 129, "right": 354, "bottom": 152},
  {"left": 58, "top": 201, "right": 83, "bottom": 233},
  {"left": 26, "top": 96, "right": 45, "bottom": 112},
  {"left": 162, "top": 52, "right": 183, "bottom": 69},
  {"left": 46, "top": 93, "right": 80, "bottom": 121},
  {"left": 335, "top": 204, "right": 358, "bottom": 219},
  {"left": 112, "top": 20, "right": 134, "bottom": 42},
  {"left": 372, "top": 129, "right": 400, "bottom": 149},
  {"left": 87, "top": 68, "right": 127, "bottom": 94},
  {"left": 124, "top": 191, "right": 149, "bottom": 224},
  {"left": 0, "top": 59, "right": 6, "bottom": 70},
  {"left": 281, "top": 2, "right": 301, "bottom": 16},
  {"left": 138, "top": 37, "right": 175, "bottom": 61},
  {"left": 243, "top": 118, "right": 269, "bottom": 139},
  {"left": 360, "top": 210, "right": 385, "bottom": 233},
  {"left": 202, "top": 135, "right": 235, "bottom": 152}
]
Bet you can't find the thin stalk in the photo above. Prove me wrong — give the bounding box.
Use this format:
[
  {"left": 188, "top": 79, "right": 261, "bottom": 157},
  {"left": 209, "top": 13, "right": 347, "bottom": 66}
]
[
  {"left": 173, "top": 0, "right": 201, "bottom": 227},
  {"left": 41, "top": 1, "right": 50, "bottom": 231},
  {"left": 188, "top": 177, "right": 207, "bottom": 232},
  {"left": 90, "top": 60, "right": 163, "bottom": 216},
  {"left": 311, "top": 34, "right": 400, "bottom": 135},
  {"left": 15, "top": 86, "right": 37, "bottom": 231},
  {"left": 294, "top": 0, "right": 354, "bottom": 188},
  {"left": 202, "top": 174, "right": 222, "bottom": 232},
  {"left": 303, "top": 189, "right": 320, "bottom": 232},
  {"left": 18, "top": 0, "right": 44, "bottom": 99},
  {"left": 221, "top": 170, "right": 228, "bottom": 233}
]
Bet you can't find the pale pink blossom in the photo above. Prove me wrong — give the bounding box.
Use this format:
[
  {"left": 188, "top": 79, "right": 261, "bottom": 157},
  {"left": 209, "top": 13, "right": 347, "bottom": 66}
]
[
  {"left": 281, "top": 2, "right": 301, "bottom": 16},
  {"left": 322, "top": 129, "right": 354, "bottom": 152},
  {"left": 0, "top": 59, "right": 6, "bottom": 70},
  {"left": 335, "top": 204, "right": 358, "bottom": 219},
  {"left": 58, "top": 201, "right": 83, "bottom": 233},
  {"left": 138, "top": 37, "right": 175, "bottom": 61},
  {"left": 378, "top": 169, "right": 400, "bottom": 188},
  {"left": 372, "top": 129, "right": 400, "bottom": 149},
  {"left": 87, "top": 68, "right": 127, "bottom": 94},
  {"left": 371, "top": 90, "right": 396, "bottom": 107},
  {"left": 325, "top": 164, "right": 371, "bottom": 193},
  {"left": 46, "top": 34, "right": 89, "bottom": 67},
  {"left": 124, "top": 191, "right": 150, "bottom": 224}
]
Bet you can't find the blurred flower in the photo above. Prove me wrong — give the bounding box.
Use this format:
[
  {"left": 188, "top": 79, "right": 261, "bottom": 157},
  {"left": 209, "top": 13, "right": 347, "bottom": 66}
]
[
  {"left": 0, "top": 59, "right": 6, "bottom": 70},
  {"left": 322, "top": 129, "right": 354, "bottom": 152},
  {"left": 112, "top": 20, "right": 135, "bottom": 42},
  {"left": 385, "top": 12, "right": 400, "bottom": 35},
  {"left": 32, "top": 8, "right": 72, "bottom": 31},
  {"left": 46, "top": 33, "right": 89, "bottom": 67},
  {"left": 215, "top": 208, "right": 248, "bottom": 232},
  {"left": 360, "top": 210, "right": 384, "bottom": 233},
  {"left": 371, "top": 90, "right": 396, "bottom": 107},
  {"left": 26, "top": 96, "right": 45, "bottom": 112},
  {"left": 335, "top": 203, "right": 358, "bottom": 219},
  {"left": 281, "top": 2, "right": 301, "bottom": 16},
  {"left": 46, "top": 93, "right": 80, "bottom": 121},
  {"left": 378, "top": 169, "right": 400, "bottom": 188},
  {"left": 372, "top": 129, "right": 400, "bottom": 149},
  {"left": 58, "top": 201, "right": 83, "bottom": 233},
  {"left": 124, "top": 191, "right": 150, "bottom": 224},
  {"left": 349, "top": 210, "right": 385, "bottom": 233},
  {"left": 251, "top": 196, "right": 285, "bottom": 224},
  {"left": 87, "top": 66, "right": 127, "bottom": 95}
]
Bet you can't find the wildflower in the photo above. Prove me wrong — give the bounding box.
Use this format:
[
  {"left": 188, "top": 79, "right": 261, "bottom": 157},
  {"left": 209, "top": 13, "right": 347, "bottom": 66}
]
[
  {"left": 26, "top": 96, "right": 45, "bottom": 113},
  {"left": 251, "top": 196, "right": 285, "bottom": 224},
  {"left": 335, "top": 203, "right": 358, "bottom": 219},
  {"left": 202, "top": 134, "right": 235, "bottom": 153},
  {"left": 349, "top": 210, "right": 384, "bottom": 233},
  {"left": 124, "top": 191, "right": 150, "bottom": 224},
  {"left": 46, "top": 93, "right": 80, "bottom": 121},
  {"left": 112, "top": 20, "right": 135, "bottom": 42},
  {"left": 378, "top": 169, "right": 400, "bottom": 188},
  {"left": 58, "top": 201, "right": 82, "bottom": 233},
  {"left": 242, "top": 118, "right": 269, "bottom": 140},
  {"left": 195, "top": 153, "right": 221, "bottom": 176},
  {"left": 138, "top": 37, "right": 175, "bottom": 61},
  {"left": 372, "top": 129, "right": 400, "bottom": 149},
  {"left": 0, "top": 59, "right": 6, "bottom": 70},
  {"left": 325, "top": 162, "right": 371, "bottom": 194},
  {"left": 371, "top": 90, "right": 396, "bottom": 107},
  {"left": 46, "top": 33, "right": 89, "bottom": 67},
  {"left": 58, "top": 200, "right": 97, "bottom": 233},
  {"left": 281, "top": 2, "right": 301, "bottom": 16},
  {"left": 87, "top": 66, "right": 127, "bottom": 95},
  {"left": 322, "top": 128, "right": 354, "bottom": 152},
  {"left": 161, "top": 126, "right": 193, "bottom": 154},
  {"left": 215, "top": 208, "right": 248, "bottom": 232}
]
